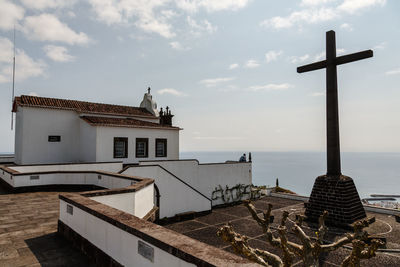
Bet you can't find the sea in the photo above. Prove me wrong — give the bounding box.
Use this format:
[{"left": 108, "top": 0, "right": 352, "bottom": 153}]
[{"left": 180, "top": 151, "right": 400, "bottom": 200}]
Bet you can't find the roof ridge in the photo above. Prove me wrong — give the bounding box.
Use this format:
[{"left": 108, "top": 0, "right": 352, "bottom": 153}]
[
  {"left": 80, "top": 115, "right": 180, "bottom": 130},
  {"left": 19, "top": 94, "right": 147, "bottom": 110},
  {"left": 15, "top": 95, "right": 155, "bottom": 118}
]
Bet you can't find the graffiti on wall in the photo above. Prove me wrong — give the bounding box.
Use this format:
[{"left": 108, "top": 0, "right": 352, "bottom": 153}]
[{"left": 211, "top": 184, "right": 262, "bottom": 203}]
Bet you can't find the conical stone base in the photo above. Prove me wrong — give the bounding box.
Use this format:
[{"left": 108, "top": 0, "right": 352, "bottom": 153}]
[{"left": 305, "top": 174, "right": 366, "bottom": 227}]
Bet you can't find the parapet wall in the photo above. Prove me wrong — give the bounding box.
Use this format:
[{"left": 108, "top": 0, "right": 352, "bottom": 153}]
[
  {"left": 137, "top": 159, "right": 252, "bottom": 206},
  {"left": 59, "top": 189, "right": 257, "bottom": 267},
  {"left": 10, "top": 161, "right": 123, "bottom": 173}
]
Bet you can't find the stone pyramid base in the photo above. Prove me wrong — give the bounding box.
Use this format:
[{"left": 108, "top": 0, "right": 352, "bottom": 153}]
[{"left": 305, "top": 174, "right": 366, "bottom": 227}]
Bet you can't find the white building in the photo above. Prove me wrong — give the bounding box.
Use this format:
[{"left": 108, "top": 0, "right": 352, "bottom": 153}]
[
  {"left": 4, "top": 88, "right": 253, "bottom": 217},
  {"left": 1, "top": 88, "right": 255, "bottom": 265},
  {"left": 12, "top": 88, "right": 180, "bottom": 165}
]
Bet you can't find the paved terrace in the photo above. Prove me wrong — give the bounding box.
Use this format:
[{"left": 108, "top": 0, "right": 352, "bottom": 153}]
[
  {"left": 0, "top": 187, "right": 93, "bottom": 267},
  {"left": 1, "top": 185, "right": 400, "bottom": 266}
]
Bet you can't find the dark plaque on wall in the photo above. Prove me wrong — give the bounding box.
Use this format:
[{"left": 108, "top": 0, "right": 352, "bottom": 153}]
[
  {"left": 138, "top": 240, "right": 154, "bottom": 262},
  {"left": 48, "top": 135, "right": 61, "bottom": 142}
]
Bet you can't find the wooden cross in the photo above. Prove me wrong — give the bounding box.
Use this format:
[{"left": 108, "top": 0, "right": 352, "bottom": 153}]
[{"left": 297, "top": 30, "right": 373, "bottom": 176}]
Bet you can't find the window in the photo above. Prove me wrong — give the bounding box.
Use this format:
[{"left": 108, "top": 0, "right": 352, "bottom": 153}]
[
  {"left": 155, "top": 139, "right": 167, "bottom": 157},
  {"left": 48, "top": 135, "right": 61, "bottom": 142},
  {"left": 114, "top": 137, "right": 128, "bottom": 158},
  {"left": 136, "top": 138, "right": 148, "bottom": 158}
]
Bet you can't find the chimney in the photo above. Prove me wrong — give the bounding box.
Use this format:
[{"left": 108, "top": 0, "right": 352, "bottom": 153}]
[{"left": 159, "top": 106, "right": 174, "bottom": 126}]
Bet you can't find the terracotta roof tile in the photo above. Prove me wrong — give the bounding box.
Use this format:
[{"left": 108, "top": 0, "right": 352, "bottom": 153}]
[
  {"left": 13, "top": 95, "right": 155, "bottom": 118},
  {"left": 81, "top": 116, "right": 180, "bottom": 130}
]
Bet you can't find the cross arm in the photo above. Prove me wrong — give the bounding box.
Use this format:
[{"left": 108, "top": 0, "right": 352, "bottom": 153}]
[
  {"left": 297, "top": 50, "right": 373, "bottom": 74},
  {"left": 297, "top": 60, "right": 327, "bottom": 73},
  {"left": 335, "top": 50, "right": 373, "bottom": 66}
]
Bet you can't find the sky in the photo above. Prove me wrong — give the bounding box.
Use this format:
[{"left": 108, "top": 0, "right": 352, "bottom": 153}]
[{"left": 0, "top": 0, "right": 399, "bottom": 153}]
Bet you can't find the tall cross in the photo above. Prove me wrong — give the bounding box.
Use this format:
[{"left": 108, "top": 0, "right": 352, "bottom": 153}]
[{"left": 297, "top": 30, "right": 373, "bottom": 176}]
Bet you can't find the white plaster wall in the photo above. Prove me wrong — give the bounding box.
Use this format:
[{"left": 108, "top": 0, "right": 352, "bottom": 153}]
[
  {"left": 134, "top": 184, "right": 155, "bottom": 218},
  {"left": 0, "top": 170, "right": 14, "bottom": 186},
  {"left": 13, "top": 172, "right": 91, "bottom": 187},
  {"left": 12, "top": 172, "right": 132, "bottom": 189},
  {"left": 14, "top": 110, "right": 24, "bottom": 164},
  {"left": 10, "top": 162, "right": 123, "bottom": 173},
  {"left": 15, "top": 107, "right": 81, "bottom": 164},
  {"left": 89, "top": 185, "right": 154, "bottom": 218},
  {"left": 90, "top": 192, "right": 136, "bottom": 215},
  {"left": 95, "top": 126, "right": 179, "bottom": 164},
  {"left": 198, "top": 163, "right": 252, "bottom": 206},
  {"left": 139, "top": 160, "right": 252, "bottom": 206},
  {"left": 0, "top": 156, "right": 14, "bottom": 163},
  {"left": 79, "top": 119, "right": 97, "bottom": 162},
  {"left": 59, "top": 200, "right": 196, "bottom": 267},
  {"left": 123, "top": 166, "right": 210, "bottom": 218}
]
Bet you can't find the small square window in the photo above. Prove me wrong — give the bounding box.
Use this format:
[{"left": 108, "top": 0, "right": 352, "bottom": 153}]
[
  {"left": 155, "top": 139, "right": 167, "bottom": 157},
  {"left": 114, "top": 137, "right": 128, "bottom": 158},
  {"left": 66, "top": 204, "right": 73, "bottom": 215},
  {"left": 48, "top": 135, "right": 61, "bottom": 142},
  {"left": 136, "top": 138, "right": 148, "bottom": 158}
]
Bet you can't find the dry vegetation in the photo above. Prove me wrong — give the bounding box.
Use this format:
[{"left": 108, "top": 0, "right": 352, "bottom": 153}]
[{"left": 217, "top": 200, "right": 383, "bottom": 267}]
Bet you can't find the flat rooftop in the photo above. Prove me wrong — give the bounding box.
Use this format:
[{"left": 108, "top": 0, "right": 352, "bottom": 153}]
[
  {"left": 164, "top": 196, "right": 400, "bottom": 266},
  {"left": 1, "top": 186, "right": 399, "bottom": 266}
]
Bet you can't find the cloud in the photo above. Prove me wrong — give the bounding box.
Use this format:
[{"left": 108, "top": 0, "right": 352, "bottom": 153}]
[
  {"left": 385, "top": 68, "right": 400, "bottom": 76},
  {"left": 169, "top": 41, "right": 190, "bottom": 50},
  {"left": 290, "top": 54, "right": 310, "bottom": 64},
  {"left": 247, "top": 83, "right": 293, "bottom": 92},
  {"left": 314, "top": 51, "right": 325, "bottom": 61},
  {"left": 244, "top": 59, "right": 260, "bottom": 68},
  {"left": 20, "top": 0, "right": 77, "bottom": 10},
  {"left": 265, "top": 50, "right": 283, "bottom": 63},
  {"left": 89, "top": 0, "right": 175, "bottom": 38},
  {"left": 261, "top": 8, "right": 338, "bottom": 29},
  {"left": 0, "top": 0, "right": 25, "bottom": 30},
  {"left": 89, "top": 0, "right": 247, "bottom": 39},
  {"left": 229, "top": 63, "right": 239, "bottom": 70},
  {"left": 187, "top": 16, "right": 217, "bottom": 36},
  {"left": 0, "top": 38, "right": 46, "bottom": 83},
  {"left": 314, "top": 48, "right": 345, "bottom": 61},
  {"left": 301, "top": 0, "right": 337, "bottom": 6},
  {"left": 311, "top": 92, "right": 325, "bottom": 96},
  {"left": 157, "top": 88, "right": 187, "bottom": 96},
  {"left": 135, "top": 17, "right": 176, "bottom": 39},
  {"left": 175, "top": 0, "right": 251, "bottom": 13},
  {"left": 374, "top": 42, "right": 386, "bottom": 50},
  {"left": 88, "top": 0, "right": 123, "bottom": 24},
  {"left": 23, "top": 14, "right": 90, "bottom": 45},
  {"left": 261, "top": 0, "right": 386, "bottom": 30},
  {"left": 338, "top": 0, "right": 386, "bottom": 14},
  {"left": 28, "top": 92, "right": 39, "bottom": 96},
  {"left": 340, "top": 23, "right": 353, "bottom": 31},
  {"left": 67, "top": 11, "right": 76, "bottom": 18},
  {"left": 43, "top": 45, "right": 75, "bottom": 62},
  {"left": 200, "top": 77, "right": 235, "bottom": 87}
]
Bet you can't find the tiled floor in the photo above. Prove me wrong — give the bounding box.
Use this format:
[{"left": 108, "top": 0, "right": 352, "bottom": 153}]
[{"left": 0, "top": 189, "right": 93, "bottom": 267}]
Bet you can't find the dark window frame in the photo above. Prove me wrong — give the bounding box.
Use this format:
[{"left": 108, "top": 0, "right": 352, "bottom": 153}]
[
  {"left": 113, "top": 137, "right": 128, "bottom": 158},
  {"left": 136, "top": 138, "right": 149, "bottom": 158},
  {"left": 48, "top": 135, "right": 61, "bottom": 142},
  {"left": 155, "top": 138, "right": 167, "bottom": 157}
]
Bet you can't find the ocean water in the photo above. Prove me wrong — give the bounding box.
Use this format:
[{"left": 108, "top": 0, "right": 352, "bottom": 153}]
[{"left": 180, "top": 151, "right": 400, "bottom": 199}]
